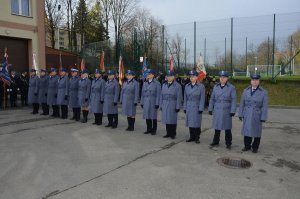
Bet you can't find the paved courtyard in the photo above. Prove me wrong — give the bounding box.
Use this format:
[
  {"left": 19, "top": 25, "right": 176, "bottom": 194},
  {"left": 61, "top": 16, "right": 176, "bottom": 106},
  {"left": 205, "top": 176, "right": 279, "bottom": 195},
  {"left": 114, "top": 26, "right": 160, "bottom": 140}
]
[{"left": 0, "top": 107, "right": 299, "bottom": 199}]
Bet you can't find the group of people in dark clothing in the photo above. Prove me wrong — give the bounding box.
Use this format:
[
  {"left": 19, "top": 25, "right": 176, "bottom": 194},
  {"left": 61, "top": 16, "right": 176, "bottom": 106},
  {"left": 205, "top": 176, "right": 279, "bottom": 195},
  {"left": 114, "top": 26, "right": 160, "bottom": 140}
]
[
  {"left": 0, "top": 70, "right": 29, "bottom": 108},
  {"left": 24, "top": 67, "right": 269, "bottom": 153}
]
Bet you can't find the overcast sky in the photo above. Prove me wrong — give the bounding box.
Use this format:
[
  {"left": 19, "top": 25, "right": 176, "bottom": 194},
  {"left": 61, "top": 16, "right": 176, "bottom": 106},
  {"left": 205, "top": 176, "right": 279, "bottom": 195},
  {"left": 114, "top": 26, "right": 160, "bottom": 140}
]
[{"left": 140, "top": 0, "right": 300, "bottom": 25}]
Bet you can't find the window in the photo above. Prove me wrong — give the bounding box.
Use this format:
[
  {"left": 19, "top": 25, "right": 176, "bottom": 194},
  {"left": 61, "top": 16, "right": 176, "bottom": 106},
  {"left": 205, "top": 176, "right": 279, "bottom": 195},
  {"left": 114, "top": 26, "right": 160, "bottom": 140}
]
[{"left": 11, "top": 0, "right": 31, "bottom": 17}]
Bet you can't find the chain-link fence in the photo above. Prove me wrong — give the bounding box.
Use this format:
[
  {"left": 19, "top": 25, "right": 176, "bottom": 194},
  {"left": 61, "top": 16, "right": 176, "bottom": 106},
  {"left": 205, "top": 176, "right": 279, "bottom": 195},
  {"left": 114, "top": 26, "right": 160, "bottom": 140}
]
[{"left": 82, "top": 12, "right": 300, "bottom": 78}]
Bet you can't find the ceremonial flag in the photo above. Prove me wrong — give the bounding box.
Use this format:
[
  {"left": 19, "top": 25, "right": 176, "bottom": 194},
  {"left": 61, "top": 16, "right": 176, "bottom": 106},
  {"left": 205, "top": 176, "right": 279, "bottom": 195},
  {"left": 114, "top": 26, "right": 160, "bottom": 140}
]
[
  {"left": 142, "top": 56, "right": 148, "bottom": 78},
  {"left": 99, "top": 51, "right": 105, "bottom": 72},
  {"left": 118, "top": 55, "right": 124, "bottom": 85},
  {"left": 169, "top": 55, "right": 173, "bottom": 71},
  {"left": 80, "top": 58, "right": 85, "bottom": 71},
  {"left": 0, "top": 48, "right": 11, "bottom": 86}
]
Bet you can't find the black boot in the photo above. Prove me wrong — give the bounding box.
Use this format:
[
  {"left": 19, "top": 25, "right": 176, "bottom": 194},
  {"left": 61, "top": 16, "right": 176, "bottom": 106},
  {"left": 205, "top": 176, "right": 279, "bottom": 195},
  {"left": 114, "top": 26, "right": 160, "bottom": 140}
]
[
  {"left": 163, "top": 124, "right": 170, "bottom": 138},
  {"left": 195, "top": 128, "right": 201, "bottom": 144},
  {"left": 186, "top": 128, "right": 195, "bottom": 142},
  {"left": 76, "top": 108, "right": 81, "bottom": 121},
  {"left": 81, "top": 110, "right": 88, "bottom": 123},
  {"left": 129, "top": 118, "right": 135, "bottom": 131},
  {"left": 144, "top": 119, "right": 152, "bottom": 134},
  {"left": 97, "top": 113, "right": 103, "bottom": 125},
  {"left": 93, "top": 113, "right": 98, "bottom": 125},
  {"left": 105, "top": 114, "right": 113, "bottom": 127},
  {"left": 112, "top": 114, "right": 118, "bottom": 129},
  {"left": 170, "top": 124, "right": 177, "bottom": 139},
  {"left": 210, "top": 130, "right": 220, "bottom": 146},
  {"left": 151, "top": 119, "right": 157, "bottom": 135},
  {"left": 126, "top": 117, "right": 131, "bottom": 131}
]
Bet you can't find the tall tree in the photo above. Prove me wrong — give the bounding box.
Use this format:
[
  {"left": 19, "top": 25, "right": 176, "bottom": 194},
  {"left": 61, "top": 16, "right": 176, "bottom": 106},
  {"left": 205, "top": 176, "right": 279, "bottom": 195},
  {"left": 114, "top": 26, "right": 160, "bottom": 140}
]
[{"left": 74, "top": 0, "right": 88, "bottom": 49}]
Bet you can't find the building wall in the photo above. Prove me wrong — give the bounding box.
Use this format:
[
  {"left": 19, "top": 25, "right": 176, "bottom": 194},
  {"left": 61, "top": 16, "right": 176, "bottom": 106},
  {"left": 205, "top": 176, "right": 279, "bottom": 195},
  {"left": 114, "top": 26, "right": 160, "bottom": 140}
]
[{"left": 0, "top": 0, "right": 45, "bottom": 71}]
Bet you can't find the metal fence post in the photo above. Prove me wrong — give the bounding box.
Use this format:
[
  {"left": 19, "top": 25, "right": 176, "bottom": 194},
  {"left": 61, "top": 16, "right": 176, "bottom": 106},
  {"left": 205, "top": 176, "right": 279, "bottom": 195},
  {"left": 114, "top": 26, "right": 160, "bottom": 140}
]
[
  {"left": 161, "top": 25, "right": 165, "bottom": 71},
  {"left": 225, "top": 37, "right": 227, "bottom": 71},
  {"left": 194, "top": 21, "right": 196, "bottom": 67},
  {"left": 245, "top": 37, "right": 248, "bottom": 68},
  {"left": 231, "top": 17, "right": 233, "bottom": 73},
  {"left": 272, "top": 14, "right": 276, "bottom": 78}
]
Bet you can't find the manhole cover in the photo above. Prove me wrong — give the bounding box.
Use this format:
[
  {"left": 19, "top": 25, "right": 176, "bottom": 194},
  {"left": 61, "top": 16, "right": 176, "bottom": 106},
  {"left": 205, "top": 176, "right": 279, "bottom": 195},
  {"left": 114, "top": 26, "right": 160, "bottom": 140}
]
[{"left": 217, "top": 156, "right": 252, "bottom": 169}]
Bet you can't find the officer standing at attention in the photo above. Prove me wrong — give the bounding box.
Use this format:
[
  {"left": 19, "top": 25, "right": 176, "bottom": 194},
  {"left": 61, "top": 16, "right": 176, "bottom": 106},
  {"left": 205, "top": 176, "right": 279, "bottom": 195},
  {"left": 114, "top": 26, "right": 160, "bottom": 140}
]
[
  {"left": 47, "top": 68, "right": 60, "bottom": 117},
  {"left": 69, "top": 68, "right": 81, "bottom": 121},
  {"left": 9, "top": 70, "right": 18, "bottom": 107},
  {"left": 120, "top": 70, "right": 139, "bottom": 131},
  {"left": 239, "top": 74, "right": 268, "bottom": 153},
  {"left": 103, "top": 70, "right": 120, "bottom": 129},
  {"left": 57, "top": 68, "right": 69, "bottom": 119},
  {"left": 160, "top": 70, "right": 182, "bottom": 139},
  {"left": 208, "top": 71, "right": 236, "bottom": 149},
  {"left": 28, "top": 69, "right": 39, "bottom": 114},
  {"left": 183, "top": 70, "right": 205, "bottom": 144},
  {"left": 78, "top": 69, "right": 91, "bottom": 123},
  {"left": 140, "top": 69, "right": 161, "bottom": 135},
  {"left": 38, "top": 69, "right": 49, "bottom": 115},
  {"left": 19, "top": 71, "right": 29, "bottom": 106},
  {"left": 90, "top": 69, "right": 105, "bottom": 125}
]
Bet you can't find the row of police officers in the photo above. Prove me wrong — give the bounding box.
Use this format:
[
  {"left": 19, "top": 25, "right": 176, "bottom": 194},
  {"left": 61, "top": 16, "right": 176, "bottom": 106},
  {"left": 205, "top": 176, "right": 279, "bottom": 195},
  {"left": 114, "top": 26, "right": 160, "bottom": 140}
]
[{"left": 28, "top": 68, "right": 268, "bottom": 153}]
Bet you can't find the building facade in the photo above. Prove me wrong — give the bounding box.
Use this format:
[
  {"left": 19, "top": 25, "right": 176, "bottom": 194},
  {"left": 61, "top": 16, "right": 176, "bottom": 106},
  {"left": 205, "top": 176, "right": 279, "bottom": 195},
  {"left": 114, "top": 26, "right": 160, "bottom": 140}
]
[{"left": 0, "top": 0, "right": 45, "bottom": 72}]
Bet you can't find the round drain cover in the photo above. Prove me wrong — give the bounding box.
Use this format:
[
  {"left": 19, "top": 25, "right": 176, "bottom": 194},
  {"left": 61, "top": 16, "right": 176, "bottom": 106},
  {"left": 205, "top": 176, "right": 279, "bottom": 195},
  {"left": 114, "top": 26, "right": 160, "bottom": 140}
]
[{"left": 217, "top": 156, "right": 252, "bottom": 169}]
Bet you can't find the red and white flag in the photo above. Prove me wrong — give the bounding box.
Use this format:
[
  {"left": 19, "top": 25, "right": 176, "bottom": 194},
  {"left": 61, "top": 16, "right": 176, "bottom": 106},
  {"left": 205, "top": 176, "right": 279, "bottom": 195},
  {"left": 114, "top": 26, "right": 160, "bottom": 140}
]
[
  {"left": 169, "top": 55, "right": 174, "bottom": 71},
  {"left": 99, "top": 51, "right": 105, "bottom": 72},
  {"left": 80, "top": 58, "right": 85, "bottom": 71},
  {"left": 118, "top": 55, "right": 124, "bottom": 85}
]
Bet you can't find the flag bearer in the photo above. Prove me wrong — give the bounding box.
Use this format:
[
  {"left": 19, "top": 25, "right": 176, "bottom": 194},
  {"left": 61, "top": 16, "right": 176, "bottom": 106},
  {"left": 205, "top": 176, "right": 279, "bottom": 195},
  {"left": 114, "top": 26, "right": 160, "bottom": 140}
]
[
  {"left": 28, "top": 69, "right": 39, "bottom": 114},
  {"left": 239, "top": 74, "right": 268, "bottom": 153},
  {"left": 120, "top": 70, "right": 139, "bottom": 131},
  {"left": 183, "top": 70, "right": 205, "bottom": 144},
  {"left": 47, "top": 68, "right": 60, "bottom": 117},
  {"left": 38, "top": 69, "right": 49, "bottom": 115},
  {"left": 208, "top": 71, "right": 236, "bottom": 149}
]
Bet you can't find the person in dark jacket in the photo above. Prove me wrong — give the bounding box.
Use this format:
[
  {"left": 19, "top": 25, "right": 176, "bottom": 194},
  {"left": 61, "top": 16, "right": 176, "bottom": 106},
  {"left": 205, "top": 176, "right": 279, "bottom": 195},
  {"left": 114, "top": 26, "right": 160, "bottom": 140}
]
[
  {"left": 9, "top": 70, "right": 18, "bottom": 107},
  {"left": 28, "top": 69, "right": 39, "bottom": 114},
  {"left": 140, "top": 69, "right": 161, "bottom": 135},
  {"left": 78, "top": 69, "right": 91, "bottom": 123},
  {"left": 239, "top": 74, "right": 268, "bottom": 153},
  {"left": 57, "top": 68, "right": 69, "bottom": 119},
  {"left": 69, "top": 68, "right": 81, "bottom": 121},
  {"left": 90, "top": 69, "right": 105, "bottom": 125},
  {"left": 47, "top": 68, "right": 60, "bottom": 117},
  {"left": 160, "top": 70, "right": 182, "bottom": 139},
  {"left": 208, "top": 71, "right": 237, "bottom": 149},
  {"left": 19, "top": 71, "right": 29, "bottom": 106},
  {"left": 103, "top": 70, "right": 120, "bottom": 129},
  {"left": 183, "top": 70, "right": 205, "bottom": 144},
  {"left": 38, "top": 69, "right": 49, "bottom": 115},
  {"left": 120, "top": 70, "right": 139, "bottom": 131}
]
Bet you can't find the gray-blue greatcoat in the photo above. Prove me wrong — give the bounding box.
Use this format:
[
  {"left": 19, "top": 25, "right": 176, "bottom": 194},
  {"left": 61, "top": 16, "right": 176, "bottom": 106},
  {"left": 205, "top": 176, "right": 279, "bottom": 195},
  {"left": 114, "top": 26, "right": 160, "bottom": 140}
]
[
  {"left": 90, "top": 78, "right": 105, "bottom": 113},
  {"left": 239, "top": 86, "right": 268, "bottom": 137},
  {"left": 160, "top": 81, "right": 182, "bottom": 124},
  {"left": 78, "top": 78, "right": 91, "bottom": 107},
  {"left": 208, "top": 82, "right": 237, "bottom": 130},
  {"left": 68, "top": 76, "right": 80, "bottom": 108},
  {"left": 47, "top": 75, "right": 59, "bottom": 105},
  {"left": 28, "top": 75, "right": 39, "bottom": 104},
  {"left": 57, "top": 76, "right": 69, "bottom": 105},
  {"left": 103, "top": 79, "right": 119, "bottom": 114},
  {"left": 38, "top": 76, "right": 49, "bottom": 103},
  {"left": 183, "top": 82, "right": 205, "bottom": 128},
  {"left": 120, "top": 79, "right": 139, "bottom": 116},
  {"left": 141, "top": 79, "right": 161, "bottom": 119}
]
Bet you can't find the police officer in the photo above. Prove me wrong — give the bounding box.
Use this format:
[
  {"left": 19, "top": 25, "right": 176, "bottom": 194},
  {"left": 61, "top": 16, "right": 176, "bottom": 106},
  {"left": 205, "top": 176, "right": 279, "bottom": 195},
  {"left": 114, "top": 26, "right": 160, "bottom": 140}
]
[
  {"left": 38, "top": 69, "right": 49, "bottom": 115},
  {"left": 120, "top": 70, "right": 139, "bottom": 131},
  {"left": 239, "top": 74, "right": 268, "bottom": 153},
  {"left": 57, "top": 68, "right": 69, "bottom": 119},
  {"left": 78, "top": 69, "right": 91, "bottom": 123},
  {"left": 141, "top": 69, "right": 161, "bottom": 135},
  {"left": 160, "top": 70, "right": 182, "bottom": 139},
  {"left": 69, "top": 68, "right": 81, "bottom": 121},
  {"left": 28, "top": 69, "right": 39, "bottom": 114},
  {"left": 47, "top": 68, "right": 60, "bottom": 117},
  {"left": 90, "top": 69, "right": 105, "bottom": 125},
  {"left": 103, "top": 70, "right": 119, "bottom": 129},
  {"left": 183, "top": 70, "right": 205, "bottom": 144},
  {"left": 9, "top": 70, "right": 18, "bottom": 107},
  {"left": 208, "top": 71, "right": 237, "bottom": 149}
]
